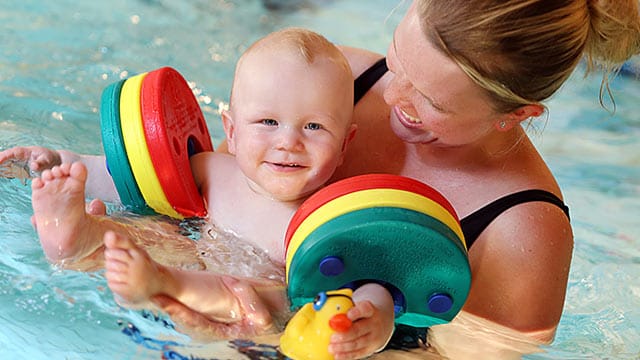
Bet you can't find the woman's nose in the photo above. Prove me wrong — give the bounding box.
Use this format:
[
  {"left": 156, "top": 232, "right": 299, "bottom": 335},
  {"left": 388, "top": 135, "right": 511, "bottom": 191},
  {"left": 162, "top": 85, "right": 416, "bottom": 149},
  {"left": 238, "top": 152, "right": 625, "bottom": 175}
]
[{"left": 383, "top": 72, "right": 409, "bottom": 106}]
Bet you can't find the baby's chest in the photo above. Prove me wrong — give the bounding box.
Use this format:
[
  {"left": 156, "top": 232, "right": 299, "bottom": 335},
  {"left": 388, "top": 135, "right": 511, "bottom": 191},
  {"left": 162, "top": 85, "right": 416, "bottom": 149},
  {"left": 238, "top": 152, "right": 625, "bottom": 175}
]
[{"left": 209, "top": 199, "right": 288, "bottom": 260}]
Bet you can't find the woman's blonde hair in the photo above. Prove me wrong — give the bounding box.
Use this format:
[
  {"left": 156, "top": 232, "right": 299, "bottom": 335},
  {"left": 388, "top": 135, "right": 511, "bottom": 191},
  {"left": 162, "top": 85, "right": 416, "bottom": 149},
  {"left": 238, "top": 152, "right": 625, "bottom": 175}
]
[{"left": 417, "top": 0, "right": 640, "bottom": 112}]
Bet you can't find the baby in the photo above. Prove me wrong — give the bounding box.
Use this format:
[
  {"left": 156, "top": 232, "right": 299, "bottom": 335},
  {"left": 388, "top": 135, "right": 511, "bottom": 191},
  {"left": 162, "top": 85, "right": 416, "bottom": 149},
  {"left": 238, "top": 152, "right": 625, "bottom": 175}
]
[
  {"left": 1, "top": 28, "right": 395, "bottom": 358},
  {"left": 103, "top": 26, "right": 358, "bottom": 329}
]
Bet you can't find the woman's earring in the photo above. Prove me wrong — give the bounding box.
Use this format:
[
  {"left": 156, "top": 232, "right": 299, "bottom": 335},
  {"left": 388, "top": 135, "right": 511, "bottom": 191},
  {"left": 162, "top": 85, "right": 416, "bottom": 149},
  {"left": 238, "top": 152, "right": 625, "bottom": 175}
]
[{"left": 499, "top": 121, "right": 507, "bottom": 129}]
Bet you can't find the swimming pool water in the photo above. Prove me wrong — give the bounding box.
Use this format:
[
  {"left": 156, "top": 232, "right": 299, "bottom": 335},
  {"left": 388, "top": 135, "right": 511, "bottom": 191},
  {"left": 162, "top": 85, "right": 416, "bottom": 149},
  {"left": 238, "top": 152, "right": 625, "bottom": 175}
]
[{"left": 1, "top": 0, "right": 639, "bottom": 359}]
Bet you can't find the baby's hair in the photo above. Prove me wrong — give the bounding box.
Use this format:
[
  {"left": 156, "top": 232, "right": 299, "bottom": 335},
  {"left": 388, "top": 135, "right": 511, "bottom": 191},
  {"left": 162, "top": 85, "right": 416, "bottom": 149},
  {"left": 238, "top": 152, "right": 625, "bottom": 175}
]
[
  {"left": 417, "top": 0, "right": 640, "bottom": 112},
  {"left": 243, "top": 27, "right": 351, "bottom": 74},
  {"left": 229, "top": 27, "right": 352, "bottom": 107}
]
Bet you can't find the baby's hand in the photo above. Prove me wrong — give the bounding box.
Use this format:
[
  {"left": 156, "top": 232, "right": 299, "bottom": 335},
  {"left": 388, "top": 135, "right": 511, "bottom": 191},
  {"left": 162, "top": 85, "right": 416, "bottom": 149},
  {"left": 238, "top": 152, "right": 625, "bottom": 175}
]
[
  {"left": 0, "top": 146, "right": 61, "bottom": 176},
  {"left": 329, "top": 299, "right": 395, "bottom": 359}
]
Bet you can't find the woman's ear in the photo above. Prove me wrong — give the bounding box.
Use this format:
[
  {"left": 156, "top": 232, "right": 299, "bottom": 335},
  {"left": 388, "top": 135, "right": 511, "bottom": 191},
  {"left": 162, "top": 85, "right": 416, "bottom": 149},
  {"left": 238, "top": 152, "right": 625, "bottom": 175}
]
[
  {"left": 495, "top": 104, "right": 544, "bottom": 131},
  {"left": 221, "top": 109, "right": 237, "bottom": 155}
]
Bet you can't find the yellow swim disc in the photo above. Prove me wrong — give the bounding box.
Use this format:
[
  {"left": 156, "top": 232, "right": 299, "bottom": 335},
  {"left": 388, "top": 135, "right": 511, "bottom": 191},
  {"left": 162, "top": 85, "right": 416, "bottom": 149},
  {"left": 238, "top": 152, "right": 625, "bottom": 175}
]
[
  {"left": 120, "top": 73, "right": 182, "bottom": 219},
  {"left": 285, "top": 188, "right": 464, "bottom": 282}
]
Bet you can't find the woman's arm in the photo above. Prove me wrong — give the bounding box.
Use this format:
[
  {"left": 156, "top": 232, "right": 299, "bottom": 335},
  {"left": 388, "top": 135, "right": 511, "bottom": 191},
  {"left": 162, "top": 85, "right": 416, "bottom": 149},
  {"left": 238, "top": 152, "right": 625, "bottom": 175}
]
[
  {"left": 463, "top": 200, "right": 573, "bottom": 341},
  {"left": 151, "top": 277, "right": 286, "bottom": 340}
]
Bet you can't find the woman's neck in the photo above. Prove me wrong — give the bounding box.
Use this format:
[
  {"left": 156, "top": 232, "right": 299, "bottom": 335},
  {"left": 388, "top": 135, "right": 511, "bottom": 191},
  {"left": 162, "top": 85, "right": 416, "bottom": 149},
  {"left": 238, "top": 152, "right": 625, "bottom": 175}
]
[{"left": 407, "top": 128, "right": 526, "bottom": 170}]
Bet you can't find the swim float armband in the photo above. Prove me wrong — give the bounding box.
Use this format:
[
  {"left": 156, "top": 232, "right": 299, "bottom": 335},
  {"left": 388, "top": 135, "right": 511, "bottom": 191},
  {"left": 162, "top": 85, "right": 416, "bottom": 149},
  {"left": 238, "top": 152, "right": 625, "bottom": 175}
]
[
  {"left": 100, "top": 67, "right": 213, "bottom": 218},
  {"left": 285, "top": 174, "right": 471, "bottom": 328}
]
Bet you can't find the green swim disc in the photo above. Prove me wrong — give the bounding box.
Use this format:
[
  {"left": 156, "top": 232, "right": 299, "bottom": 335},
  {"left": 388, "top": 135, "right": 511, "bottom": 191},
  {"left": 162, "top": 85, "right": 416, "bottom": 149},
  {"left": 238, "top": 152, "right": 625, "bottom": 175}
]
[
  {"left": 287, "top": 206, "right": 471, "bottom": 328},
  {"left": 100, "top": 79, "right": 153, "bottom": 214}
]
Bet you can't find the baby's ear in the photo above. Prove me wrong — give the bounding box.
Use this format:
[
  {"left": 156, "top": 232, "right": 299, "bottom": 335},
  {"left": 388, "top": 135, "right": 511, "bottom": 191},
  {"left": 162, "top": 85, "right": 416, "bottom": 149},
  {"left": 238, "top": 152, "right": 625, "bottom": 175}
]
[
  {"left": 221, "top": 110, "right": 237, "bottom": 155},
  {"left": 342, "top": 123, "right": 358, "bottom": 152},
  {"left": 338, "top": 123, "right": 358, "bottom": 166}
]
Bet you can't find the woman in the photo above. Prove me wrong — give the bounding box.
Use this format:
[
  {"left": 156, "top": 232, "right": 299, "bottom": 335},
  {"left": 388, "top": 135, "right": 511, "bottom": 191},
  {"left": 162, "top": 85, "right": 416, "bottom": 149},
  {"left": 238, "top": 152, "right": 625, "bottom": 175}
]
[{"left": 331, "top": 0, "right": 639, "bottom": 345}]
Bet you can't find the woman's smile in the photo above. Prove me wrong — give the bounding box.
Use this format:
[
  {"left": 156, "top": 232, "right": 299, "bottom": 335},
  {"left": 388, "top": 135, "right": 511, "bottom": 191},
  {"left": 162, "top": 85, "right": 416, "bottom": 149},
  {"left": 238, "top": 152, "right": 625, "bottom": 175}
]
[{"left": 396, "top": 106, "right": 422, "bottom": 127}]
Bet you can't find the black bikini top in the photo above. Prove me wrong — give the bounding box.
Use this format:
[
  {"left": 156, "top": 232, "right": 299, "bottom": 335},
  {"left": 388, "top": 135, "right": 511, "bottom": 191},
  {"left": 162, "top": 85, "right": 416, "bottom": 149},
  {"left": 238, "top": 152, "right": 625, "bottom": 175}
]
[
  {"left": 353, "top": 58, "right": 571, "bottom": 248},
  {"left": 354, "top": 57, "right": 388, "bottom": 104},
  {"left": 460, "top": 190, "right": 570, "bottom": 248}
]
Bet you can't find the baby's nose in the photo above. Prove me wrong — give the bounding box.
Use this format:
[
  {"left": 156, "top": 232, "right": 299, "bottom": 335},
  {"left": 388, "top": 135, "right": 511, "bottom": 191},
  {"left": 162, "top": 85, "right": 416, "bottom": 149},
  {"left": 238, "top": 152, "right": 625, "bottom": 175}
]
[{"left": 275, "top": 127, "right": 304, "bottom": 151}]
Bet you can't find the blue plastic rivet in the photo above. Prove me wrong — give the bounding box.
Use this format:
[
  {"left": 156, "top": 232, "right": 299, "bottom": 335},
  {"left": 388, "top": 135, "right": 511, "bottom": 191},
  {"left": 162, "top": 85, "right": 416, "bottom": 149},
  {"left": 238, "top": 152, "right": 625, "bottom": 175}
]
[
  {"left": 319, "top": 256, "right": 344, "bottom": 277},
  {"left": 427, "top": 293, "right": 453, "bottom": 314},
  {"left": 393, "top": 304, "right": 404, "bottom": 315}
]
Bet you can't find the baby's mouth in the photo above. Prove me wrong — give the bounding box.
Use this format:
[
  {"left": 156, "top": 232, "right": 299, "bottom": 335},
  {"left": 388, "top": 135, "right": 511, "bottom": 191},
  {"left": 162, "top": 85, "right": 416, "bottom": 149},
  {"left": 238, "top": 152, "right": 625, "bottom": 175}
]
[{"left": 273, "top": 162, "right": 302, "bottom": 168}]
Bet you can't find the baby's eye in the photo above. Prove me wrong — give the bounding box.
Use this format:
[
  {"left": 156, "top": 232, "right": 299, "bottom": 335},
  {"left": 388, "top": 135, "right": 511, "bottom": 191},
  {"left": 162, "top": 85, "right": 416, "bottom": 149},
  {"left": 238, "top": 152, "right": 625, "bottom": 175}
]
[
  {"left": 261, "top": 119, "right": 278, "bottom": 126},
  {"left": 304, "top": 122, "right": 323, "bottom": 130}
]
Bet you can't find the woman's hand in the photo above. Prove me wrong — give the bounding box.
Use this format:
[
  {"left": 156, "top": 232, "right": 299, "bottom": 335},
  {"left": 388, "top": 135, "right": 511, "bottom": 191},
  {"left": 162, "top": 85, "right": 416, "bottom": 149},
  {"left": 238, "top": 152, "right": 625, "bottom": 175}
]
[
  {"left": 0, "top": 146, "right": 62, "bottom": 177},
  {"left": 152, "top": 276, "right": 275, "bottom": 340}
]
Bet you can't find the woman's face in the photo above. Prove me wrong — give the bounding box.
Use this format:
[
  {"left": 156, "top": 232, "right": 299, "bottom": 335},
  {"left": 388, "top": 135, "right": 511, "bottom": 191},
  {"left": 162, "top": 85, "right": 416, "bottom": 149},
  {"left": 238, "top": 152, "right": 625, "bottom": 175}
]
[{"left": 384, "top": 2, "right": 501, "bottom": 148}]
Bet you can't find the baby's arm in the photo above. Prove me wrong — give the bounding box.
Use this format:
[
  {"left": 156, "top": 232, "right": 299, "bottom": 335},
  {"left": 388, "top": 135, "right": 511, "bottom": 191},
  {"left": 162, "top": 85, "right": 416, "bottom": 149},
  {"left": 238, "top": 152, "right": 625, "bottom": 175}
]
[
  {"left": 0, "top": 146, "right": 118, "bottom": 201},
  {"left": 329, "top": 283, "right": 396, "bottom": 359},
  {"left": 60, "top": 150, "right": 118, "bottom": 202}
]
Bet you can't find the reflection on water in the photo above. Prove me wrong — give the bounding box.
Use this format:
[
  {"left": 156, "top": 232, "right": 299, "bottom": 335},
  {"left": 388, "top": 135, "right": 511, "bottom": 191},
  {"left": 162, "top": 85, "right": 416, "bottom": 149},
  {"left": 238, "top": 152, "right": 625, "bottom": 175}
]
[
  {"left": 197, "top": 223, "right": 285, "bottom": 282},
  {"left": 150, "top": 312, "right": 553, "bottom": 359},
  {"left": 0, "top": 159, "right": 33, "bottom": 183},
  {"left": 429, "top": 312, "right": 549, "bottom": 360}
]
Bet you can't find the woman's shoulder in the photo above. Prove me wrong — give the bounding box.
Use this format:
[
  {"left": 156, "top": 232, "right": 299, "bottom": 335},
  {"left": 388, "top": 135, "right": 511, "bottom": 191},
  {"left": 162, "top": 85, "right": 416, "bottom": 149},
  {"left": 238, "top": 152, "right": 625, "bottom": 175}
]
[{"left": 338, "top": 45, "right": 385, "bottom": 77}]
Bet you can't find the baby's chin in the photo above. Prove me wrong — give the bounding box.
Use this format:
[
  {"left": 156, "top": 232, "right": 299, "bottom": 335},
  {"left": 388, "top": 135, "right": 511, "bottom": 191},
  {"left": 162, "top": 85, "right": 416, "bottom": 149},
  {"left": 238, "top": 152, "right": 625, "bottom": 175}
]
[
  {"left": 248, "top": 182, "right": 311, "bottom": 203},
  {"left": 268, "top": 189, "right": 313, "bottom": 203}
]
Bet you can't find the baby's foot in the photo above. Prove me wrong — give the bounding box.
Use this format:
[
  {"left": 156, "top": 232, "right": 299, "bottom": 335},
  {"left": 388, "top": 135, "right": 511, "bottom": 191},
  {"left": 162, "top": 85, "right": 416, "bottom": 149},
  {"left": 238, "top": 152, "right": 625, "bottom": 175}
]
[
  {"left": 86, "top": 198, "right": 107, "bottom": 215},
  {"left": 31, "top": 162, "right": 93, "bottom": 261},
  {"left": 104, "top": 230, "right": 166, "bottom": 307}
]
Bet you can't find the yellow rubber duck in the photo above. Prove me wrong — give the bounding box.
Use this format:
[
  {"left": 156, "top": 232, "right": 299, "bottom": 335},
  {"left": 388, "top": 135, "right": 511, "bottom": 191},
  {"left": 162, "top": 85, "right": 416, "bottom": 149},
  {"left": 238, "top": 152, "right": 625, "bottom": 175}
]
[{"left": 280, "top": 288, "right": 354, "bottom": 360}]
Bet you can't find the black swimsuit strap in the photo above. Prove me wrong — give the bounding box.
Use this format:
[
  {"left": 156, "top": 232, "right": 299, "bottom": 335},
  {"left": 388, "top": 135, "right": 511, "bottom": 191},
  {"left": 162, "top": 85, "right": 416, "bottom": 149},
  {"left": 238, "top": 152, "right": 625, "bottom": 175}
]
[
  {"left": 353, "top": 57, "right": 388, "bottom": 105},
  {"left": 460, "top": 189, "right": 570, "bottom": 249}
]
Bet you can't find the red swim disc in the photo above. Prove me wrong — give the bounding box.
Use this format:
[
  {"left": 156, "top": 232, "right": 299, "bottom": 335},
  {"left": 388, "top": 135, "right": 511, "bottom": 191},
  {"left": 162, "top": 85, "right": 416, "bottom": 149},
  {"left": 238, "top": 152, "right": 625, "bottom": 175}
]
[
  {"left": 284, "top": 174, "right": 459, "bottom": 250},
  {"left": 140, "top": 67, "right": 213, "bottom": 218}
]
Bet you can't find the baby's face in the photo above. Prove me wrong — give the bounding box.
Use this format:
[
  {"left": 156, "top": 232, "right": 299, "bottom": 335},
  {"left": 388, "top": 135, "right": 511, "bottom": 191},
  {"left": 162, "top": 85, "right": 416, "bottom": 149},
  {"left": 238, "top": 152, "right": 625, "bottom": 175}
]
[{"left": 227, "top": 53, "right": 354, "bottom": 201}]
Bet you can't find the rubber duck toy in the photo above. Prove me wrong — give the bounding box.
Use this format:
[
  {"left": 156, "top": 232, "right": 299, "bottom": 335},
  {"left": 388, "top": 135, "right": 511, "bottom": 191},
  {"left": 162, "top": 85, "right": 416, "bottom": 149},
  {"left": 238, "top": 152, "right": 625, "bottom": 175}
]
[{"left": 280, "top": 288, "right": 354, "bottom": 360}]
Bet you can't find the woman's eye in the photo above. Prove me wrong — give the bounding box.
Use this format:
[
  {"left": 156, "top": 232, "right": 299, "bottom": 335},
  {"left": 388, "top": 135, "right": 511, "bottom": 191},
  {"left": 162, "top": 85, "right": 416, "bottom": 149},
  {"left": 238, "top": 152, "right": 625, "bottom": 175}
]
[
  {"left": 261, "top": 119, "right": 278, "bottom": 126},
  {"left": 305, "top": 122, "right": 322, "bottom": 130}
]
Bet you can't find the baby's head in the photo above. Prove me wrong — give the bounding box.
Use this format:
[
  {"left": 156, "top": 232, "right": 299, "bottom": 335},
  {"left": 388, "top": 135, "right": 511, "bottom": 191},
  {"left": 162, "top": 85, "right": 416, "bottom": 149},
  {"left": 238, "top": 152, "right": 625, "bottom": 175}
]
[{"left": 222, "top": 27, "right": 356, "bottom": 202}]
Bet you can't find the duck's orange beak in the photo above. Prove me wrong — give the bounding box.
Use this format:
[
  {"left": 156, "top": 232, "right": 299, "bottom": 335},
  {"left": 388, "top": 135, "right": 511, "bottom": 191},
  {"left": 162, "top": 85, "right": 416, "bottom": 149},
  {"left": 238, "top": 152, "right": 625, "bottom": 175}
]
[{"left": 328, "top": 313, "right": 352, "bottom": 333}]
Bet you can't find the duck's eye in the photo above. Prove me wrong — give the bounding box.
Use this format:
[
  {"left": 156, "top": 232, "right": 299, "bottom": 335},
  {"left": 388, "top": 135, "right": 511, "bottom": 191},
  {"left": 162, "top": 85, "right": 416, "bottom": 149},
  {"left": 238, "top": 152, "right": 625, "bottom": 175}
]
[{"left": 313, "top": 292, "right": 328, "bottom": 311}]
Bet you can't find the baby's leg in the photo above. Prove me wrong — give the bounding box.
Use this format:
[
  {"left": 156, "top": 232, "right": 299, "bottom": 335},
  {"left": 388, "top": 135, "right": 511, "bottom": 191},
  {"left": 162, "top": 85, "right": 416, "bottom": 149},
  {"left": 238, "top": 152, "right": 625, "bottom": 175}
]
[
  {"left": 31, "top": 162, "right": 104, "bottom": 262},
  {"left": 104, "top": 231, "right": 271, "bottom": 325},
  {"left": 104, "top": 230, "right": 167, "bottom": 307},
  {"left": 104, "top": 231, "right": 235, "bottom": 318}
]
